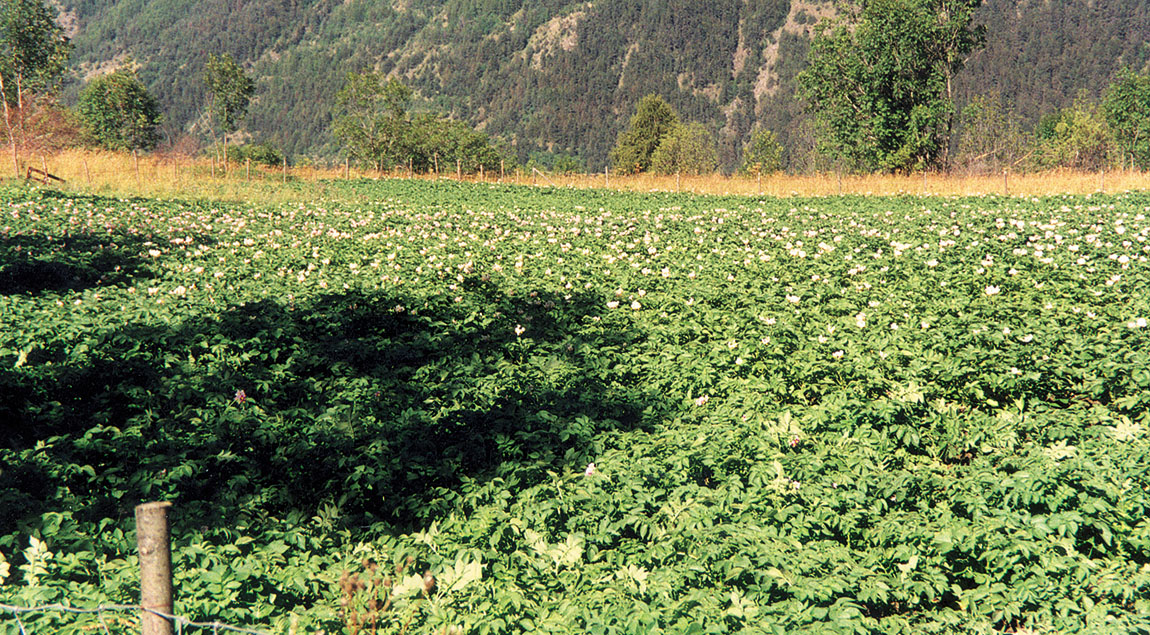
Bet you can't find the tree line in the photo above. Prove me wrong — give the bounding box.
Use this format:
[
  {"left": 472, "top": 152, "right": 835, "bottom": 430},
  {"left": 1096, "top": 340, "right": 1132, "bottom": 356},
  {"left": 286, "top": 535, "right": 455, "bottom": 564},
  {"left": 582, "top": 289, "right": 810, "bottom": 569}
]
[
  {"left": 609, "top": 0, "right": 1150, "bottom": 177},
  {"left": 0, "top": 0, "right": 508, "bottom": 175},
  {"left": 3, "top": 0, "right": 1148, "bottom": 177}
]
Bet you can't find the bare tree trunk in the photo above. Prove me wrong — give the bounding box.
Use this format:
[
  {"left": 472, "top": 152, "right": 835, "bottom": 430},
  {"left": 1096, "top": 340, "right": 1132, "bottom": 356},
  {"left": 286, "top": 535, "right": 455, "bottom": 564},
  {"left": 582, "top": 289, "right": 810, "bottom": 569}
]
[
  {"left": 0, "top": 73, "right": 16, "bottom": 176},
  {"left": 942, "top": 72, "right": 954, "bottom": 170}
]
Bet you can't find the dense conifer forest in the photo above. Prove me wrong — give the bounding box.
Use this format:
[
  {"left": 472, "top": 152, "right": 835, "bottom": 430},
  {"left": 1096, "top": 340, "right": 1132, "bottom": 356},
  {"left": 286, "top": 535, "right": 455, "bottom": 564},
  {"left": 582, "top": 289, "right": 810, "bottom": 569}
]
[{"left": 54, "top": 0, "right": 1150, "bottom": 169}]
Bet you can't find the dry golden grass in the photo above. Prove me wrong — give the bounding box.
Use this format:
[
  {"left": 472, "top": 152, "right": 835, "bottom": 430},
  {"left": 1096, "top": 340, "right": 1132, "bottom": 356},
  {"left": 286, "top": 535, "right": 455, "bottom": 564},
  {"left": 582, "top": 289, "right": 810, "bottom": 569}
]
[{"left": 10, "top": 148, "right": 1150, "bottom": 202}]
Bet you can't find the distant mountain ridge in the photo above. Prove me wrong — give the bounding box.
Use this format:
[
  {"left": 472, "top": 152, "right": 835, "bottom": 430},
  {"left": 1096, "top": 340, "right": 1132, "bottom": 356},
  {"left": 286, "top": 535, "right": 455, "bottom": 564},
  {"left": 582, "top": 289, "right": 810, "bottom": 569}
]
[{"left": 55, "top": 0, "right": 1150, "bottom": 170}]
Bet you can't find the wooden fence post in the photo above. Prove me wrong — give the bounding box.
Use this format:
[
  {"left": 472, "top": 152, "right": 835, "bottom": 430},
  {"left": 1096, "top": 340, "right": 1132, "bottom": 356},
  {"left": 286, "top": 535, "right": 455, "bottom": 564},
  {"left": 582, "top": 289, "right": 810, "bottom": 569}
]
[
  {"left": 344, "top": 157, "right": 349, "bottom": 180},
  {"left": 83, "top": 159, "right": 91, "bottom": 187},
  {"left": 246, "top": 158, "right": 251, "bottom": 182},
  {"left": 605, "top": 165, "right": 609, "bottom": 189},
  {"left": 1003, "top": 168, "right": 1009, "bottom": 196},
  {"left": 133, "top": 150, "right": 141, "bottom": 187},
  {"left": 136, "top": 502, "right": 174, "bottom": 635},
  {"left": 282, "top": 156, "right": 287, "bottom": 183},
  {"left": 457, "top": 159, "right": 461, "bottom": 181}
]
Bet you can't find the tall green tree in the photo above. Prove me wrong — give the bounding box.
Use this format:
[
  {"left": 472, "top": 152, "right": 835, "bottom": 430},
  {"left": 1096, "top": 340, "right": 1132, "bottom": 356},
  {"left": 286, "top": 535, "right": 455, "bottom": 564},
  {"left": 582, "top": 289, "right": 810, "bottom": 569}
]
[
  {"left": 332, "top": 71, "right": 414, "bottom": 171},
  {"left": 650, "top": 122, "right": 717, "bottom": 176},
  {"left": 0, "top": 0, "right": 70, "bottom": 173},
  {"left": 78, "top": 65, "right": 163, "bottom": 151},
  {"left": 202, "top": 53, "right": 255, "bottom": 167},
  {"left": 739, "top": 128, "right": 784, "bottom": 175},
  {"left": 1102, "top": 68, "right": 1150, "bottom": 170},
  {"left": 1031, "top": 99, "right": 1112, "bottom": 171},
  {"left": 610, "top": 94, "right": 678, "bottom": 174},
  {"left": 798, "top": 0, "right": 984, "bottom": 172}
]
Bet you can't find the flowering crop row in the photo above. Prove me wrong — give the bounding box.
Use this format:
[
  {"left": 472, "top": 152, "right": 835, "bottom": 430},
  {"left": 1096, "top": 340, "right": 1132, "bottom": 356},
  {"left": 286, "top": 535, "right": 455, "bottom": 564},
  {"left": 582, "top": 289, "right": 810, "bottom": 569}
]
[{"left": 0, "top": 181, "right": 1148, "bottom": 633}]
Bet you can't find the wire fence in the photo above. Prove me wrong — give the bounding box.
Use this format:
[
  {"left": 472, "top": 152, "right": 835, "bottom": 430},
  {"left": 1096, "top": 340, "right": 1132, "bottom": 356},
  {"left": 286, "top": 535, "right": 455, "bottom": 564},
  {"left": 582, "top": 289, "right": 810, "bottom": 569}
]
[{"left": 0, "top": 602, "right": 279, "bottom": 635}]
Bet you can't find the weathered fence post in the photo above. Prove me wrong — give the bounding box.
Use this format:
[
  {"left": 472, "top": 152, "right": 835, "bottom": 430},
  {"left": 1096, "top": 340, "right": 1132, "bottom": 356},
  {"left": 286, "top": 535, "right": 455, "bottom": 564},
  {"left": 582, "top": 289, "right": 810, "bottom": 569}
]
[
  {"left": 282, "top": 156, "right": 287, "bottom": 183},
  {"left": 133, "top": 150, "right": 141, "bottom": 187},
  {"left": 344, "top": 157, "right": 350, "bottom": 180},
  {"left": 83, "top": 159, "right": 92, "bottom": 187},
  {"left": 1003, "top": 168, "right": 1009, "bottom": 196},
  {"left": 605, "top": 165, "right": 609, "bottom": 189},
  {"left": 136, "top": 501, "right": 174, "bottom": 635}
]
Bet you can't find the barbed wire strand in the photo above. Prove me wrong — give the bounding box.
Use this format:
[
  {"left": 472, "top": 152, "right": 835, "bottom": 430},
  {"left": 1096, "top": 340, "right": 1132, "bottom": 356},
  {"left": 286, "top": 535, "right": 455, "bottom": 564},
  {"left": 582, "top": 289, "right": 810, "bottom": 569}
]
[{"left": 0, "top": 603, "right": 276, "bottom": 635}]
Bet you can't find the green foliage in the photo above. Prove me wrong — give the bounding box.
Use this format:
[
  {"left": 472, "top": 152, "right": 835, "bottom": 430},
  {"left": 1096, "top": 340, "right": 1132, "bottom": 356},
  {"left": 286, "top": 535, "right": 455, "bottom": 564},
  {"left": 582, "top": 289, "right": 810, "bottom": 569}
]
[
  {"left": 332, "top": 72, "right": 507, "bottom": 174},
  {"left": 799, "top": 0, "right": 985, "bottom": 172},
  {"left": 738, "top": 127, "right": 784, "bottom": 175},
  {"left": 77, "top": 65, "right": 162, "bottom": 151},
  {"left": 332, "top": 71, "right": 414, "bottom": 171},
  {"left": 954, "top": 92, "right": 1026, "bottom": 174},
  {"left": 1102, "top": 68, "right": 1150, "bottom": 170},
  {"left": 610, "top": 94, "right": 678, "bottom": 174},
  {"left": 1031, "top": 99, "right": 1113, "bottom": 171},
  {"left": 552, "top": 153, "right": 583, "bottom": 175},
  {"left": 650, "top": 122, "right": 717, "bottom": 176},
  {"left": 49, "top": 0, "right": 1150, "bottom": 170},
  {"left": 0, "top": 0, "right": 70, "bottom": 102},
  {"left": 229, "top": 142, "right": 284, "bottom": 167},
  {"left": 3, "top": 182, "right": 1150, "bottom": 633},
  {"left": 202, "top": 52, "right": 254, "bottom": 137}
]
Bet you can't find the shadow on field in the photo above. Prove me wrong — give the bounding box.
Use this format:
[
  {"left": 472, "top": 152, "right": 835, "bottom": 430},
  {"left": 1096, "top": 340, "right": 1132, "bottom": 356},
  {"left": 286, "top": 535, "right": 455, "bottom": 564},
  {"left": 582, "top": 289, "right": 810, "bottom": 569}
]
[
  {"left": 0, "top": 276, "right": 665, "bottom": 536},
  {"left": 0, "top": 189, "right": 219, "bottom": 295},
  {"left": 0, "top": 227, "right": 159, "bottom": 295}
]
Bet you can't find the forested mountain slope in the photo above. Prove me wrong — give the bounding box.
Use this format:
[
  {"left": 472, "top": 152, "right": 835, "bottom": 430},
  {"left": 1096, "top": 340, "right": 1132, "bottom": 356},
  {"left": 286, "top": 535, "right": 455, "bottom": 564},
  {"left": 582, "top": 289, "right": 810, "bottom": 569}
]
[{"left": 56, "top": 0, "right": 1150, "bottom": 170}]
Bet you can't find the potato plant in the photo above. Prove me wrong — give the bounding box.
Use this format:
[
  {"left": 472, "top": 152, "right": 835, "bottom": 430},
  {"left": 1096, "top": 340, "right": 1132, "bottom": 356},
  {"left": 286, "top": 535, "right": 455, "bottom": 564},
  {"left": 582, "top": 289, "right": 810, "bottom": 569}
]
[{"left": 1, "top": 182, "right": 1148, "bottom": 633}]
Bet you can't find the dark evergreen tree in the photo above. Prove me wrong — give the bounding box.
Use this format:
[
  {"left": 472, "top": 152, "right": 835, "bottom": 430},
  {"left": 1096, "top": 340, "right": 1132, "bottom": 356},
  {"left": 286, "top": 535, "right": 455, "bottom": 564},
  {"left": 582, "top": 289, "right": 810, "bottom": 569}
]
[{"left": 610, "top": 94, "right": 678, "bottom": 174}]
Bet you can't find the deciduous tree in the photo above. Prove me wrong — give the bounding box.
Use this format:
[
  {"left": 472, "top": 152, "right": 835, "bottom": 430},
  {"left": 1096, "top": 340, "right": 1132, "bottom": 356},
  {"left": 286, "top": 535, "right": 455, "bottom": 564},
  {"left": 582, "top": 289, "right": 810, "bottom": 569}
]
[
  {"left": 332, "top": 71, "right": 414, "bottom": 171},
  {"left": 78, "top": 65, "right": 163, "bottom": 152},
  {"left": 739, "top": 128, "right": 784, "bottom": 175},
  {"left": 1031, "top": 99, "right": 1112, "bottom": 171},
  {"left": 650, "top": 122, "right": 717, "bottom": 176},
  {"left": 0, "top": 0, "right": 70, "bottom": 173},
  {"left": 202, "top": 53, "right": 255, "bottom": 167},
  {"left": 1102, "top": 68, "right": 1150, "bottom": 170},
  {"left": 798, "top": 0, "right": 984, "bottom": 172}
]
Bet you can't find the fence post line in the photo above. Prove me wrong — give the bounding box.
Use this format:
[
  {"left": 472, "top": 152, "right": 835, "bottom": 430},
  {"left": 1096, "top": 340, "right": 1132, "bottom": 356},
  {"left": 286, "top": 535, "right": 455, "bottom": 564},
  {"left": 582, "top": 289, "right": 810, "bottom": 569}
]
[{"left": 136, "top": 501, "right": 174, "bottom": 635}]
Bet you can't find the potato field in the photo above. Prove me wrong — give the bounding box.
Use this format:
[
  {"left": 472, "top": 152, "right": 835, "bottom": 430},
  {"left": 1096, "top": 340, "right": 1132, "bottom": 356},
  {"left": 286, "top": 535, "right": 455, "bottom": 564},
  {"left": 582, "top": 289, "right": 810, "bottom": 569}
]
[{"left": 1, "top": 180, "right": 1148, "bottom": 634}]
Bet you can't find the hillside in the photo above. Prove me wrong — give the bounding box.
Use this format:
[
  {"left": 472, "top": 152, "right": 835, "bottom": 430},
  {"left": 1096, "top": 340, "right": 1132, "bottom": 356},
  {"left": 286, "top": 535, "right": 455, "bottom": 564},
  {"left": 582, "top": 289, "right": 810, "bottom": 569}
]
[{"left": 56, "top": 0, "right": 1150, "bottom": 170}]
